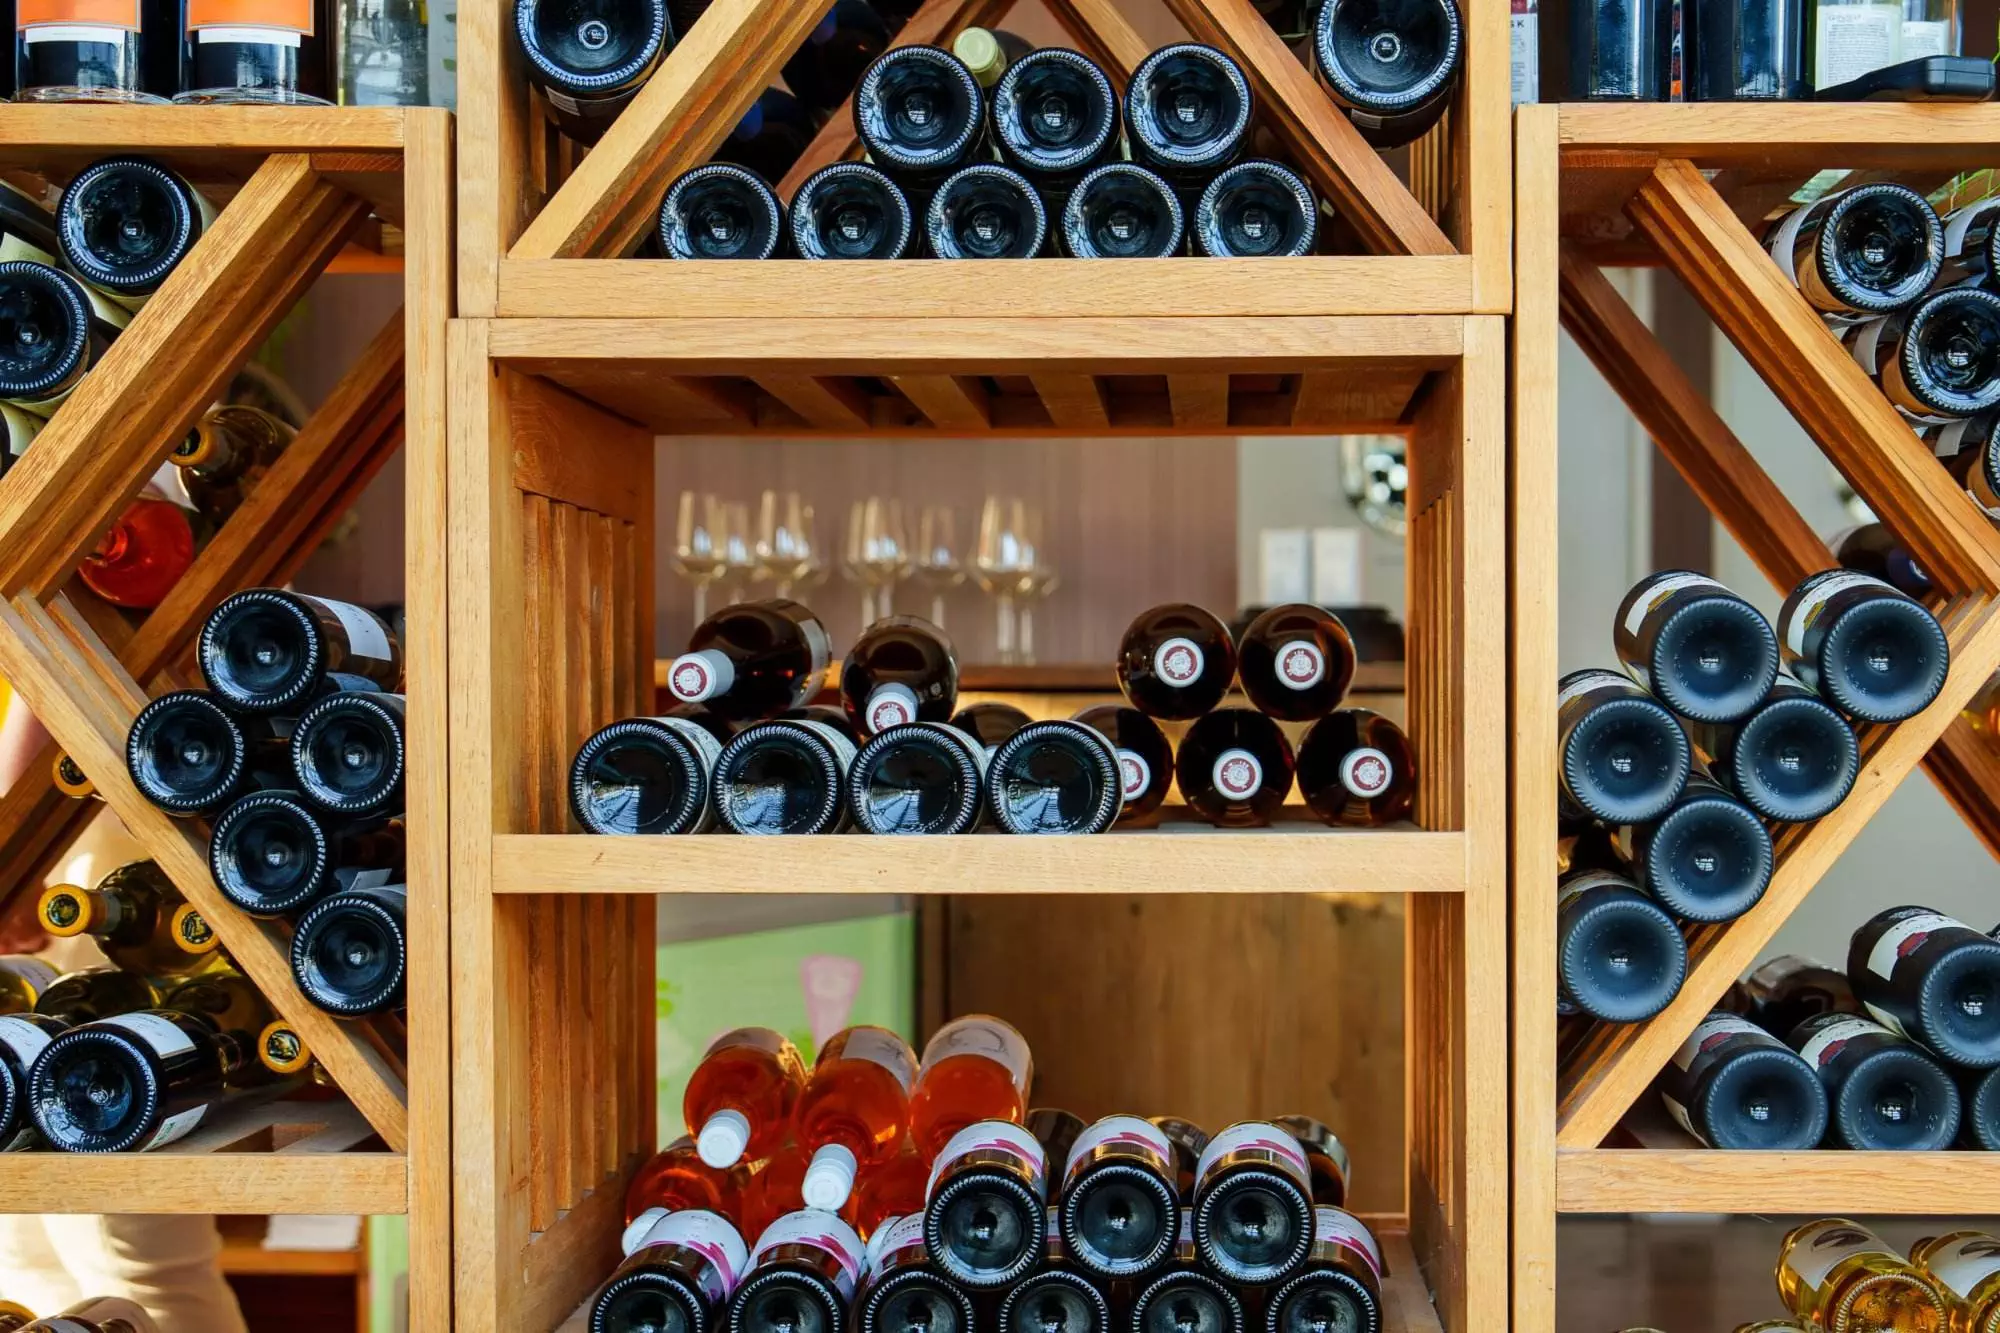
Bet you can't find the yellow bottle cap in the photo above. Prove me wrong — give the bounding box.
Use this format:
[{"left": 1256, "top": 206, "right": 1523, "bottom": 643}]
[
  {"left": 172, "top": 904, "right": 219, "bottom": 955},
  {"left": 50, "top": 753, "right": 94, "bottom": 799},
  {"left": 259, "top": 1020, "right": 311, "bottom": 1075},
  {"left": 170, "top": 417, "right": 217, "bottom": 468},
  {"left": 37, "top": 884, "right": 93, "bottom": 937}
]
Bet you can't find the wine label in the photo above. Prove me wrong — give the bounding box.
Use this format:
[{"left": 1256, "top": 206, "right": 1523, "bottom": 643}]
[
  {"left": 298, "top": 595, "right": 396, "bottom": 664},
  {"left": 1945, "top": 199, "right": 2000, "bottom": 259},
  {"left": 634, "top": 1209, "right": 749, "bottom": 1301},
  {"left": 1781, "top": 570, "right": 1893, "bottom": 658},
  {"left": 1312, "top": 1207, "right": 1382, "bottom": 1281},
  {"left": 1339, "top": 747, "right": 1394, "bottom": 800},
  {"left": 838, "top": 1025, "right": 916, "bottom": 1090},
  {"left": 1274, "top": 640, "right": 1326, "bottom": 692},
  {"left": 1765, "top": 199, "right": 1824, "bottom": 287},
  {"left": 1556, "top": 668, "right": 1632, "bottom": 712},
  {"left": 1555, "top": 869, "right": 1632, "bottom": 913},
  {"left": 1194, "top": 1122, "right": 1310, "bottom": 1196},
  {"left": 339, "top": 867, "right": 398, "bottom": 893},
  {"left": 1902, "top": 19, "right": 1952, "bottom": 56},
  {"left": 865, "top": 683, "right": 922, "bottom": 733},
  {"left": 1508, "top": 4, "right": 1537, "bottom": 104},
  {"left": 1115, "top": 748, "right": 1150, "bottom": 804},
  {"left": 1866, "top": 909, "right": 1962, "bottom": 982},
  {"left": 1152, "top": 637, "right": 1205, "bottom": 688},
  {"left": 1784, "top": 1219, "right": 1895, "bottom": 1290},
  {"left": 1796, "top": 1014, "right": 1889, "bottom": 1070},
  {"left": 1814, "top": 5, "right": 1899, "bottom": 90},
  {"left": 16, "top": 0, "right": 141, "bottom": 31},
  {"left": 864, "top": 1213, "right": 926, "bottom": 1277},
  {"left": 1621, "top": 572, "right": 1728, "bottom": 638},
  {"left": 927, "top": 1120, "right": 1047, "bottom": 1200},
  {"left": 100, "top": 1011, "right": 197, "bottom": 1058},
  {"left": 0, "top": 230, "right": 58, "bottom": 268},
  {"left": 185, "top": 0, "right": 315, "bottom": 38},
  {"left": 1211, "top": 748, "right": 1262, "bottom": 802},
  {"left": 669, "top": 650, "right": 736, "bottom": 704},
  {"left": 919, "top": 1016, "right": 1030, "bottom": 1092},
  {"left": 147, "top": 1103, "right": 207, "bottom": 1150},
  {"left": 751, "top": 1211, "right": 864, "bottom": 1302},
  {"left": 1063, "top": 1114, "right": 1173, "bottom": 1183},
  {"left": 792, "top": 720, "right": 858, "bottom": 776},
  {"left": 1918, "top": 1233, "right": 2000, "bottom": 1298},
  {"left": 0, "top": 955, "right": 59, "bottom": 997},
  {"left": 1847, "top": 315, "right": 1891, "bottom": 376},
  {"left": 0, "top": 1016, "right": 56, "bottom": 1068},
  {"left": 1669, "top": 1014, "right": 1765, "bottom": 1075}
]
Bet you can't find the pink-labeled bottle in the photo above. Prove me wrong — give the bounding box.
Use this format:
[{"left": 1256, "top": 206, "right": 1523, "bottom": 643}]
[
  {"left": 795, "top": 1025, "right": 919, "bottom": 1211},
  {"left": 907, "top": 1014, "right": 1033, "bottom": 1159},
  {"left": 686, "top": 1026, "right": 809, "bottom": 1168}
]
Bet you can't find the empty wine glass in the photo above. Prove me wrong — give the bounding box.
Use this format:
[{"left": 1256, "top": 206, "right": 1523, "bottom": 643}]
[
  {"left": 719, "top": 500, "right": 754, "bottom": 603},
  {"left": 974, "top": 495, "right": 1034, "bottom": 663},
  {"left": 911, "top": 504, "right": 966, "bottom": 627},
  {"left": 858, "top": 497, "right": 912, "bottom": 620},
  {"left": 1009, "top": 503, "right": 1057, "bottom": 666},
  {"left": 672, "top": 490, "right": 727, "bottom": 630},
  {"left": 843, "top": 498, "right": 877, "bottom": 627},
  {"left": 755, "top": 490, "right": 819, "bottom": 597}
]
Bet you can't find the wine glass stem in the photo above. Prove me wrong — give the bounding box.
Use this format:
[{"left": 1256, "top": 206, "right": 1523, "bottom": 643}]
[
  {"left": 860, "top": 589, "right": 875, "bottom": 628},
  {"left": 996, "top": 594, "right": 1016, "bottom": 665},
  {"left": 1019, "top": 606, "right": 1035, "bottom": 666},
  {"left": 775, "top": 579, "right": 792, "bottom": 598},
  {"left": 692, "top": 581, "right": 708, "bottom": 630},
  {"left": 931, "top": 594, "right": 946, "bottom": 628}
]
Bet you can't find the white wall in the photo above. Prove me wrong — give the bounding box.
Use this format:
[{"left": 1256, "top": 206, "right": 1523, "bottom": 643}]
[{"left": 1235, "top": 436, "right": 1406, "bottom": 617}]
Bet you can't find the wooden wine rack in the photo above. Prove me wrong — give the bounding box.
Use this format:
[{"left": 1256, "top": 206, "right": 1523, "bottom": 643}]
[
  {"left": 1511, "top": 103, "right": 2000, "bottom": 1331},
  {"left": 0, "top": 106, "right": 452, "bottom": 1331}
]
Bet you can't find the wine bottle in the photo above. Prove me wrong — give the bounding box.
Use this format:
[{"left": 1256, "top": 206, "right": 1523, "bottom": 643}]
[
  {"left": 1946, "top": 420, "right": 2000, "bottom": 522},
  {"left": 949, "top": 703, "right": 1030, "bottom": 751},
  {"left": 1765, "top": 185, "right": 1943, "bottom": 319},
  {"left": 177, "top": 0, "right": 334, "bottom": 103},
  {"left": 20, "top": 1297, "right": 161, "bottom": 1331},
  {"left": 591, "top": 1210, "right": 748, "bottom": 1333},
  {"left": 1057, "top": 1113, "right": 1181, "bottom": 1281},
  {"left": 985, "top": 720, "right": 1120, "bottom": 835},
  {"left": 843, "top": 615, "right": 958, "bottom": 734},
  {"left": 656, "top": 164, "right": 785, "bottom": 261},
  {"left": 32, "top": 967, "right": 158, "bottom": 1024},
  {"left": 847, "top": 1148, "right": 928, "bottom": 1240},
  {"left": 0, "top": 180, "right": 61, "bottom": 259},
  {"left": 514, "top": 0, "right": 671, "bottom": 143},
  {"left": 996, "top": 1225, "right": 1110, "bottom": 1333},
  {"left": 1848, "top": 907, "right": 2000, "bottom": 1067},
  {"left": 846, "top": 722, "right": 987, "bottom": 835},
  {"left": 0, "top": 1013, "right": 68, "bottom": 1150},
  {"left": 991, "top": 48, "right": 1118, "bottom": 189},
  {"left": 783, "top": 0, "right": 890, "bottom": 116},
  {"left": 1775, "top": 1219, "right": 1949, "bottom": 1329},
  {"left": 729, "top": 1145, "right": 806, "bottom": 1243},
  {"left": 1268, "top": 1115, "right": 1350, "bottom": 1206},
  {"left": 12, "top": 0, "right": 178, "bottom": 102},
  {"left": 1071, "top": 704, "right": 1172, "bottom": 824},
  {"left": 712, "top": 717, "right": 856, "bottom": 835},
  {"left": 625, "top": 1132, "right": 737, "bottom": 1225},
  {"left": 1613, "top": 571, "right": 1780, "bottom": 724},
  {"left": 1555, "top": 869, "right": 1688, "bottom": 1023},
  {"left": 1655, "top": 1013, "right": 1829, "bottom": 1149},
  {"left": 923, "top": 1119, "right": 1048, "bottom": 1289},
  {"left": 1124, "top": 44, "right": 1252, "bottom": 185},
  {"left": 1175, "top": 708, "right": 1295, "bottom": 828},
  {"left": 925, "top": 164, "right": 1046, "bottom": 259},
  {"left": 1687, "top": 673, "right": 1859, "bottom": 824},
  {"left": 55, "top": 156, "right": 214, "bottom": 311},
  {"left": 1028, "top": 1107, "right": 1088, "bottom": 1174},
  {"left": 1117, "top": 603, "right": 1236, "bottom": 720},
  {"left": 729, "top": 1212, "right": 867, "bottom": 1333},
  {"left": 1845, "top": 286, "right": 2000, "bottom": 422},
  {"left": 290, "top": 690, "right": 405, "bottom": 817},
  {"left": 209, "top": 789, "right": 403, "bottom": 918},
  {"left": 1789, "top": 1011, "right": 1962, "bottom": 1151},
  {"left": 29, "top": 997, "right": 259, "bottom": 1152},
  {"left": 258, "top": 1019, "right": 311, "bottom": 1077},
  {"left": 570, "top": 714, "right": 723, "bottom": 835},
  {"left": 0, "top": 957, "right": 57, "bottom": 1016},
  {"left": 797, "top": 1025, "right": 918, "bottom": 1210},
  {"left": 1311, "top": 0, "right": 1462, "bottom": 148},
  {"left": 1263, "top": 1207, "right": 1384, "bottom": 1333},
  {"left": 1556, "top": 669, "right": 1691, "bottom": 824},
  {"left": 1, "top": 403, "right": 43, "bottom": 468},
  {"left": 1962, "top": 1066, "right": 2000, "bottom": 1150},
  {"left": 685, "top": 1027, "right": 806, "bottom": 1168},
  {"left": 908, "top": 1014, "right": 1031, "bottom": 1158},
  {"left": 0, "top": 261, "right": 120, "bottom": 413},
  {"left": 952, "top": 26, "right": 1029, "bottom": 88},
  {"left": 1619, "top": 771, "right": 1773, "bottom": 923},
  {"left": 1743, "top": 955, "right": 1861, "bottom": 1042},
  {"left": 198, "top": 588, "right": 403, "bottom": 713},
  {"left": 1189, "top": 1121, "right": 1314, "bottom": 1285},
  {"left": 78, "top": 493, "right": 195, "bottom": 610},
  {"left": 714, "top": 88, "right": 815, "bottom": 188},
  {"left": 1781, "top": 568, "right": 1949, "bottom": 725},
  {"left": 169, "top": 404, "right": 293, "bottom": 525},
  {"left": 1151, "top": 1116, "right": 1208, "bottom": 1198},
  {"left": 1058, "top": 163, "right": 1184, "bottom": 259},
  {"left": 38, "top": 861, "right": 219, "bottom": 978},
  {"left": 1191, "top": 161, "right": 1318, "bottom": 258},
  {"left": 1134, "top": 1215, "right": 1244, "bottom": 1333},
  {"left": 1829, "top": 522, "right": 1934, "bottom": 602},
  {"left": 1235, "top": 604, "right": 1357, "bottom": 721},
  {"left": 1941, "top": 197, "right": 2000, "bottom": 292},
  {"left": 125, "top": 688, "right": 279, "bottom": 814},
  {"left": 855, "top": 45, "right": 986, "bottom": 186},
  {"left": 1910, "top": 1232, "right": 2000, "bottom": 1328},
  {"left": 668, "top": 600, "right": 832, "bottom": 722},
  {"left": 791, "top": 163, "right": 914, "bottom": 261},
  {"left": 857, "top": 1214, "right": 977, "bottom": 1333},
  {"left": 290, "top": 883, "right": 407, "bottom": 1016},
  {"left": 1295, "top": 708, "right": 1416, "bottom": 828}
]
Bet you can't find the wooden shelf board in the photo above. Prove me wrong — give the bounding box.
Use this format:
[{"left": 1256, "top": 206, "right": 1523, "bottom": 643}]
[
  {"left": 1556, "top": 1148, "right": 2000, "bottom": 1215},
  {"left": 218, "top": 1235, "right": 365, "bottom": 1278},
  {"left": 0, "top": 104, "right": 411, "bottom": 155},
  {"left": 492, "top": 825, "right": 1467, "bottom": 896},
  {"left": 649, "top": 660, "right": 1408, "bottom": 696},
  {"left": 0, "top": 1152, "right": 406, "bottom": 1215}
]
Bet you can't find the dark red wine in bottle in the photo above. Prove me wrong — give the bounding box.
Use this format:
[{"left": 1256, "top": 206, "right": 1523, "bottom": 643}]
[
  {"left": 1742, "top": 954, "right": 1860, "bottom": 1042},
  {"left": 712, "top": 717, "right": 856, "bottom": 836},
  {"left": 949, "top": 703, "right": 1031, "bottom": 751},
  {"left": 985, "top": 720, "right": 1120, "bottom": 835},
  {"left": 1849, "top": 906, "right": 2000, "bottom": 1068},
  {"left": 1235, "top": 603, "right": 1356, "bottom": 722},
  {"left": 1778, "top": 568, "right": 1949, "bottom": 723},
  {"left": 1613, "top": 571, "right": 1779, "bottom": 724},
  {"left": 1311, "top": 0, "right": 1461, "bottom": 148},
  {"left": 1192, "top": 161, "right": 1317, "bottom": 258},
  {"left": 854, "top": 44, "right": 986, "bottom": 186},
  {"left": 1123, "top": 43, "right": 1252, "bottom": 186},
  {"left": 1295, "top": 707, "right": 1414, "bottom": 828},
  {"left": 198, "top": 588, "right": 402, "bottom": 713},
  {"left": 1624, "top": 771, "right": 1772, "bottom": 923},
  {"left": 1189, "top": 1121, "right": 1313, "bottom": 1286},
  {"left": 1116, "top": 603, "right": 1236, "bottom": 720},
  {"left": 1788, "top": 1011, "right": 1961, "bottom": 1151},
  {"left": 291, "top": 883, "right": 406, "bottom": 1016},
  {"left": 1175, "top": 707, "right": 1294, "bottom": 828},
  {"left": 1059, "top": 163, "right": 1185, "bottom": 259},
  {"left": 290, "top": 690, "right": 406, "bottom": 817},
  {"left": 791, "top": 162, "right": 914, "bottom": 261},
  {"left": 1829, "top": 522, "right": 1933, "bottom": 601},
  {"left": 656, "top": 164, "right": 785, "bottom": 260},
  {"left": 0, "top": 260, "right": 121, "bottom": 412},
  {"left": 1686, "top": 673, "right": 1858, "bottom": 824},
  {"left": 209, "top": 789, "right": 403, "bottom": 918},
  {"left": 924, "top": 164, "right": 1046, "bottom": 260},
  {"left": 923, "top": 1120, "right": 1048, "bottom": 1289},
  {"left": 1555, "top": 668, "right": 1689, "bottom": 825},
  {"left": 843, "top": 615, "right": 959, "bottom": 735},
  {"left": 1071, "top": 704, "right": 1172, "bottom": 824},
  {"left": 847, "top": 722, "right": 986, "bottom": 835},
  {"left": 56, "top": 155, "right": 213, "bottom": 311},
  {"left": 991, "top": 47, "right": 1119, "bottom": 189},
  {"left": 570, "top": 715, "right": 721, "bottom": 835},
  {"left": 126, "top": 688, "right": 289, "bottom": 815},
  {"left": 1655, "top": 1012, "right": 1828, "bottom": 1150},
  {"left": 514, "top": 0, "right": 671, "bottom": 143},
  {"left": 1555, "top": 868, "right": 1688, "bottom": 1023},
  {"left": 668, "top": 600, "right": 832, "bottom": 723}
]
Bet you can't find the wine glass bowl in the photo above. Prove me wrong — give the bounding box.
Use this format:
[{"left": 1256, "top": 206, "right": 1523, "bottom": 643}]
[
  {"left": 911, "top": 504, "right": 966, "bottom": 627},
  {"left": 755, "top": 490, "right": 820, "bottom": 596},
  {"left": 672, "top": 490, "right": 727, "bottom": 629}
]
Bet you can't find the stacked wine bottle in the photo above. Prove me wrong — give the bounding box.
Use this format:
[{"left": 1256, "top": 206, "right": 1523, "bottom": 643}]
[
  {"left": 0, "top": 1294, "right": 162, "bottom": 1331},
  {"left": 116, "top": 587, "right": 410, "bottom": 1019},
  {"left": 569, "top": 599, "right": 1413, "bottom": 836},
  {"left": 1556, "top": 568, "right": 1950, "bottom": 1025},
  {"left": 593, "top": 1015, "right": 1391, "bottom": 1333}
]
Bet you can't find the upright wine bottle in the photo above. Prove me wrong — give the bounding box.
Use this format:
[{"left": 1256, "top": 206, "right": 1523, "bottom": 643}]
[
  {"left": 571, "top": 714, "right": 723, "bottom": 835},
  {"left": 1132, "top": 1216, "right": 1244, "bottom": 1333},
  {"left": 1311, "top": 0, "right": 1461, "bottom": 147},
  {"left": 12, "top": 0, "right": 178, "bottom": 102},
  {"left": 1849, "top": 907, "right": 2000, "bottom": 1068},
  {"left": 1789, "top": 1011, "right": 1962, "bottom": 1151},
  {"left": 1655, "top": 1013, "right": 1829, "bottom": 1149},
  {"left": 591, "top": 1209, "right": 748, "bottom": 1333},
  {"left": 177, "top": 0, "right": 334, "bottom": 103},
  {"left": 0, "top": 261, "right": 120, "bottom": 413},
  {"left": 857, "top": 1214, "right": 977, "bottom": 1333},
  {"left": 1190, "top": 1121, "right": 1313, "bottom": 1286},
  {"left": 1295, "top": 708, "right": 1416, "bottom": 829},
  {"left": 683, "top": 1027, "right": 805, "bottom": 1169},
  {"left": 783, "top": 0, "right": 890, "bottom": 116},
  {"left": 1555, "top": 668, "right": 1690, "bottom": 824},
  {"left": 1071, "top": 704, "right": 1172, "bottom": 824},
  {"left": 199, "top": 588, "right": 402, "bottom": 713},
  {"left": 1779, "top": 569, "right": 1949, "bottom": 723},
  {"left": 908, "top": 1014, "right": 1031, "bottom": 1157},
  {"left": 1117, "top": 604, "right": 1236, "bottom": 720},
  {"left": 170, "top": 405, "right": 294, "bottom": 525},
  {"left": 854, "top": 45, "right": 986, "bottom": 186},
  {"left": 656, "top": 164, "right": 785, "bottom": 261},
  {"left": 923, "top": 1119, "right": 1049, "bottom": 1289},
  {"left": 668, "top": 600, "right": 832, "bottom": 722},
  {"left": 847, "top": 722, "right": 987, "bottom": 835},
  {"left": 1058, "top": 164, "right": 1184, "bottom": 259},
  {"left": 1829, "top": 522, "right": 1933, "bottom": 601},
  {"left": 842, "top": 616, "right": 958, "bottom": 734},
  {"left": 996, "top": 1222, "right": 1110, "bottom": 1333},
  {"left": 1236, "top": 603, "right": 1357, "bottom": 722},
  {"left": 948, "top": 703, "right": 1030, "bottom": 751},
  {"left": 1845, "top": 286, "right": 2000, "bottom": 422},
  {"left": 1775, "top": 1219, "right": 1949, "bottom": 1330},
  {"left": 1623, "top": 771, "right": 1772, "bottom": 923},
  {"left": 290, "top": 690, "right": 406, "bottom": 817},
  {"left": 990, "top": 48, "right": 1118, "bottom": 190},
  {"left": 1175, "top": 708, "right": 1295, "bottom": 828},
  {"left": 1058, "top": 1114, "right": 1181, "bottom": 1281},
  {"left": 1613, "top": 571, "right": 1779, "bottom": 724},
  {"left": 1263, "top": 1207, "right": 1384, "bottom": 1333},
  {"left": 0, "top": 1012, "right": 67, "bottom": 1150},
  {"left": 38, "top": 861, "right": 218, "bottom": 978},
  {"left": 925, "top": 165, "right": 1045, "bottom": 259},
  {"left": 1764, "top": 184, "right": 1943, "bottom": 319},
  {"left": 1124, "top": 44, "right": 1252, "bottom": 186},
  {"left": 985, "top": 720, "right": 1120, "bottom": 835},
  {"left": 790, "top": 163, "right": 913, "bottom": 261},
  {"left": 1555, "top": 869, "right": 1688, "bottom": 1023},
  {"left": 796, "top": 1025, "right": 917, "bottom": 1211},
  {"left": 1192, "top": 161, "right": 1318, "bottom": 258},
  {"left": 56, "top": 156, "right": 214, "bottom": 311},
  {"left": 291, "top": 883, "right": 407, "bottom": 1016},
  {"left": 210, "top": 789, "right": 403, "bottom": 917},
  {"left": 514, "top": 0, "right": 672, "bottom": 142},
  {"left": 1687, "top": 673, "right": 1859, "bottom": 824},
  {"left": 80, "top": 493, "right": 194, "bottom": 609},
  {"left": 728, "top": 1211, "right": 867, "bottom": 1333},
  {"left": 712, "top": 718, "right": 855, "bottom": 835},
  {"left": 1910, "top": 1232, "right": 2000, "bottom": 1329}
]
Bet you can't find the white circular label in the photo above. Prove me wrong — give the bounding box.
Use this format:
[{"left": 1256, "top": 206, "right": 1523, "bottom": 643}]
[
  {"left": 1340, "top": 747, "right": 1393, "bottom": 799},
  {"left": 670, "top": 657, "right": 714, "bottom": 701},
  {"left": 865, "top": 683, "right": 920, "bottom": 732},
  {"left": 1117, "top": 749, "right": 1150, "bottom": 802},
  {"left": 1213, "top": 748, "right": 1262, "bottom": 800},
  {"left": 1276, "top": 640, "right": 1326, "bottom": 691},
  {"left": 1153, "top": 636, "right": 1204, "bottom": 686}
]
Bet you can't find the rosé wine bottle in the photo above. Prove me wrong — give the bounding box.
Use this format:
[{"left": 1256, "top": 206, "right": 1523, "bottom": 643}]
[
  {"left": 738, "top": 1147, "right": 809, "bottom": 1245},
  {"left": 796, "top": 1025, "right": 918, "bottom": 1211},
  {"left": 845, "top": 1146, "right": 929, "bottom": 1241},
  {"left": 624, "top": 1134, "right": 739, "bottom": 1226},
  {"left": 686, "top": 1027, "right": 808, "bottom": 1168},
  {"left": 907, "top": 1014, "right": 1033, "bottom": 1159}
]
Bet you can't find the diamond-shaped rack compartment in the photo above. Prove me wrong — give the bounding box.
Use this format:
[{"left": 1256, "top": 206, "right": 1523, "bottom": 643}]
[
  {"left": 455, "top": 0, "right": 1508, "bottom": 327},
  {"left": 1511, "top": 104, "right": 2000, "bottom": 1333},
  {"left": 0, "top": 105, "right": 451, "bottom": 1331}
]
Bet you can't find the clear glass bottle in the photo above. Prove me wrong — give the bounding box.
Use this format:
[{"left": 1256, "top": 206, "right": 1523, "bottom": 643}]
[
  {"left": 1776, "top": 1218, "right": 1949, "bottom": 1333},
  {"left": 338, "top": 0, "right": 428, "bottom": 104}
]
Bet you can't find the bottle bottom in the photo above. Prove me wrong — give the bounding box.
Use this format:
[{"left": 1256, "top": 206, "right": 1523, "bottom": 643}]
[
  {"left": 172, "top": 87, "right": 333, "bottom": 106},
  {"left": 14, "top": 85, "right": 168, "bottom": 104}
]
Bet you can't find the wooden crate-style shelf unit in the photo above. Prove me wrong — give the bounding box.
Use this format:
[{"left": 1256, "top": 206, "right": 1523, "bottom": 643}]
[
  {"left": 0, "top": 106, "right": 452, "bottom": 1331},
  {"left": 1512, "top": 103, "right": 2000, "bottom": 1331},
  {"left": 456, "top": 0, "right": 1509, "bottom": 320},
  {"left": 446, "top": 310, "right": 1508, "bottom": 1333}
]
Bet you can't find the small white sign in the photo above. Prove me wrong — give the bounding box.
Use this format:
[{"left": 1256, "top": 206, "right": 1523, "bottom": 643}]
[
  {"left": 1312, "top": 527, "right": 1364, "bottom": 606},
  {"left": 1259, "top": 528, "right": 1310, "bottom": 605}
]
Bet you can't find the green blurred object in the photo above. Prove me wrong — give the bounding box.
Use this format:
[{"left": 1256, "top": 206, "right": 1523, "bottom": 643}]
[{"left": 369, "top": 1216, "right": 408, "bottom": 1333}]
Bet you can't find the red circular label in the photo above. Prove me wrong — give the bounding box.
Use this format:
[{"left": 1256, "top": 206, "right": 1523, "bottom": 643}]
[
  {"left": 1155, "top": 637, "right": 1203, "bottom": 686},
  {"left": 671, "top": 660, "right": 711, "bottom": 699},
  {"left": 1214, "top": 749, "right": 1261, "bottom": 800},
  {"left": 1277, "top": 640, "right": 1325, "bottom": 690},
  {"left": 869, "top": 698, "right": 912, "bottom": 730},
  {"left": 1341, "top": 748, "right": 1393, "bottom": 799}
]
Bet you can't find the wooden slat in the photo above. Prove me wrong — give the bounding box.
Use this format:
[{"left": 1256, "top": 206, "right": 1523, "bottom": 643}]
[
  {"left": 755, "top": 375, "right": 876, "bottom": 431},
  {"left": 1558, "top": 102, "right": 2000, "bottom": 169},
  {"left": 0, "top": 1149, "right": 406, "bottom": 1216},
  {"left": 1167, "top": 374, "right": 1230, "bottom": 429},
  {"left": 891, "top": 374, "right": 993, "bottom": 431},
  {"left": 1039, "top": 0, "right": 1151, "bottom": 81},
  {"left": 1031, "top": 374, "right": 1111, "bottom": 430},
  {"left": 1557, "top": 1148, "right": 2000, "bottom": 1215},
  {"left": 509, "top": 0, "right": 839, "bottom": 260}
]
